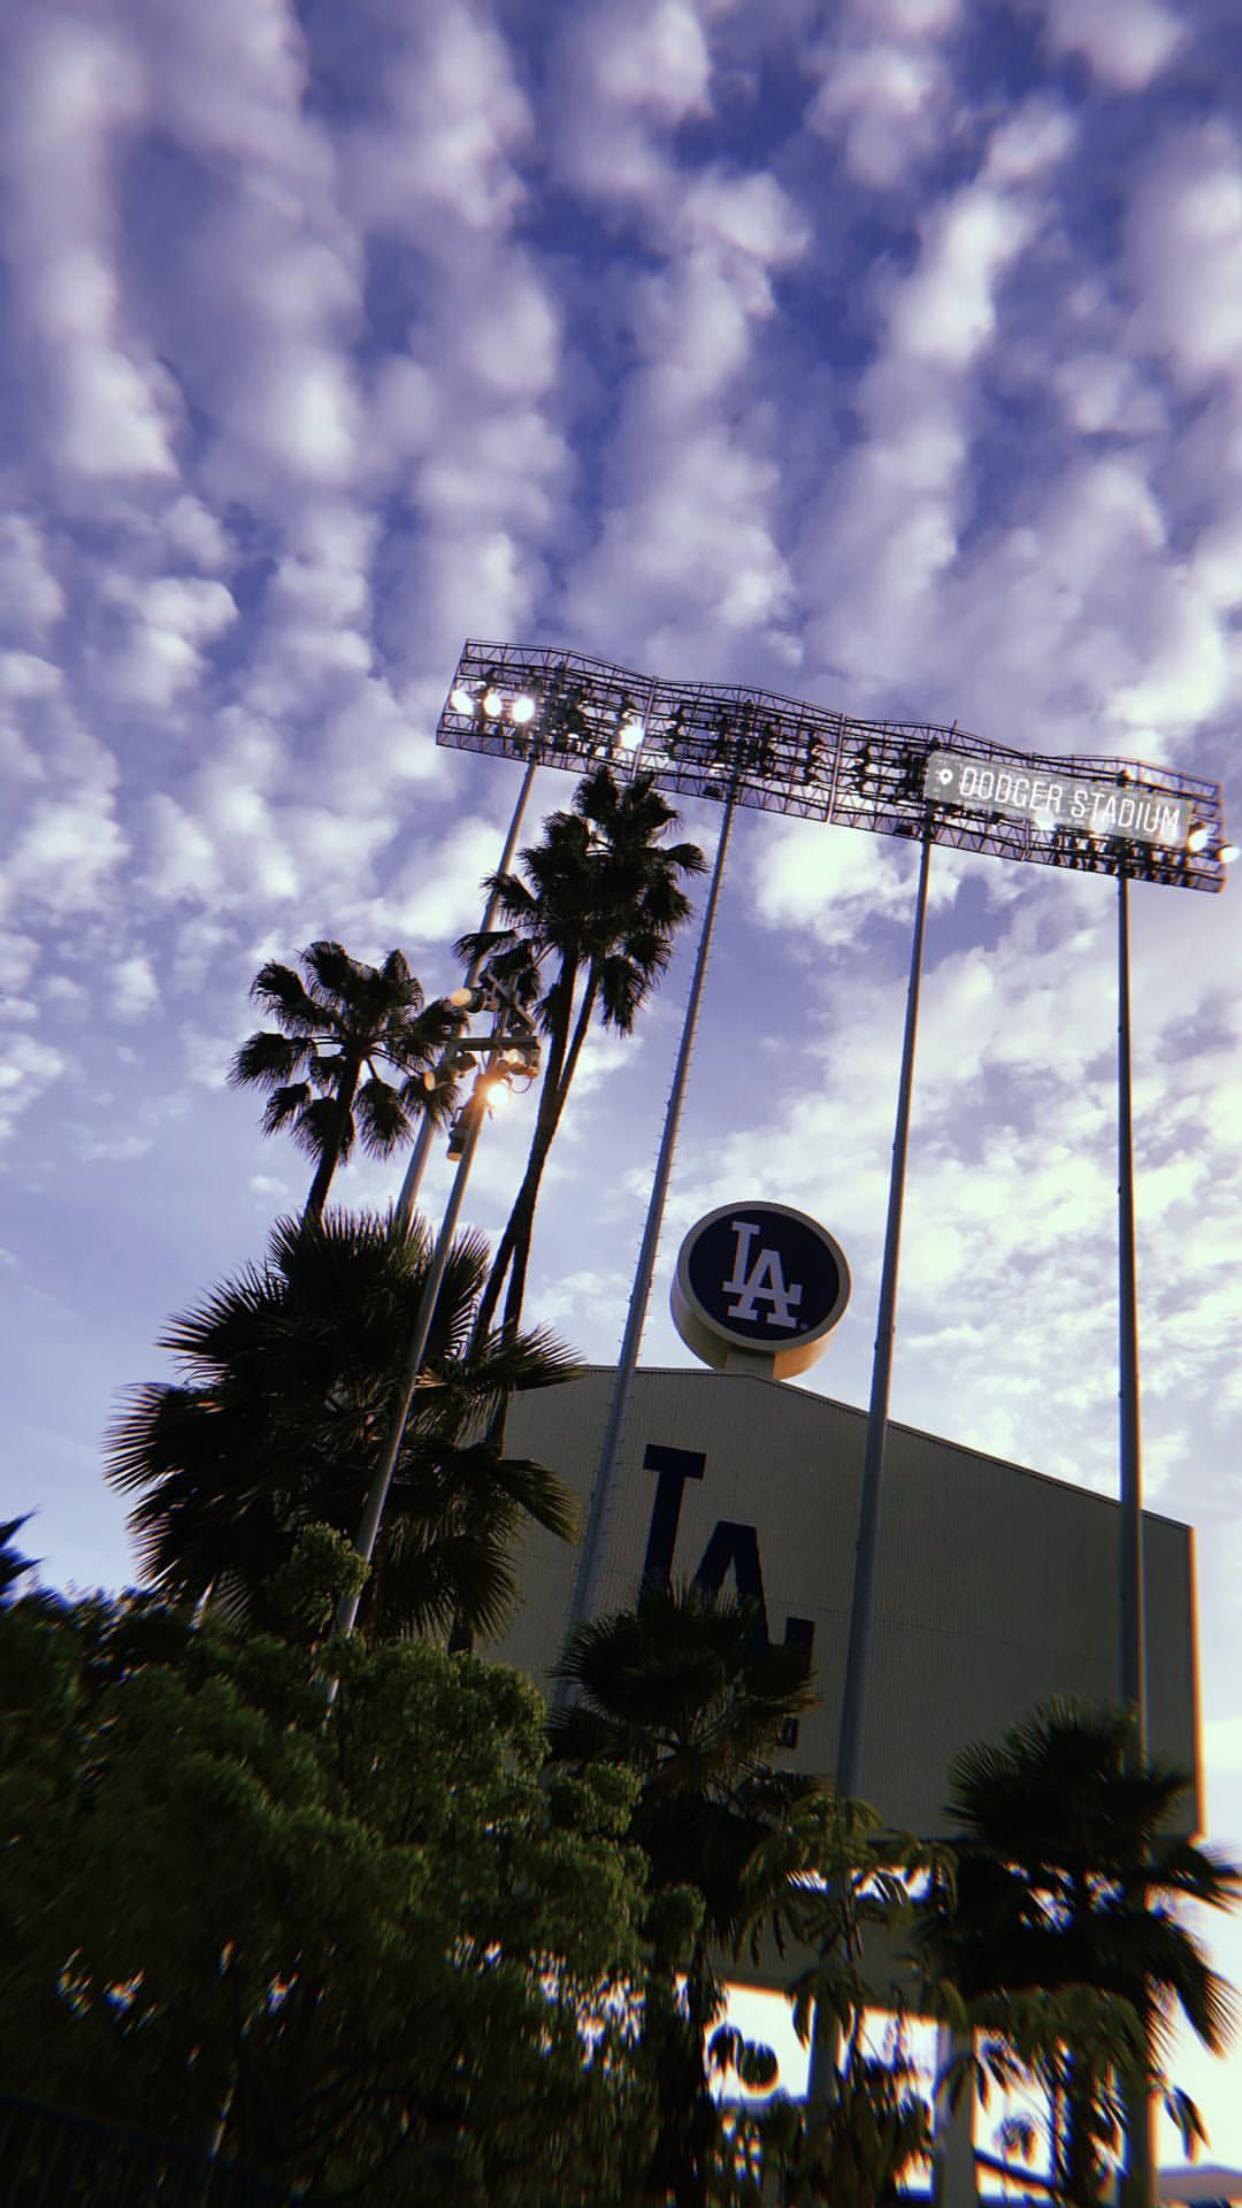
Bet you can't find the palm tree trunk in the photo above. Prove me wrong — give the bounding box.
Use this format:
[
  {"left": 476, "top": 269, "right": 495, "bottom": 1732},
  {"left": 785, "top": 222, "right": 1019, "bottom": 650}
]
[
  {"left": 304, "top": 1057, "right": 361, "bottom": 1222},
  {"left": 499, "top": 970, "right": 598, "bottom": 1340},
  {"left": 472, "top": 962, "right": 578, "bottom": 1344}
]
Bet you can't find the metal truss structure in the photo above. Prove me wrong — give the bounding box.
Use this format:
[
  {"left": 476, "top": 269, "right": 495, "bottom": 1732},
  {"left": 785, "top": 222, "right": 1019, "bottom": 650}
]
[{"left": 436, "top": 639, "right": 1230, "bottom": 891}]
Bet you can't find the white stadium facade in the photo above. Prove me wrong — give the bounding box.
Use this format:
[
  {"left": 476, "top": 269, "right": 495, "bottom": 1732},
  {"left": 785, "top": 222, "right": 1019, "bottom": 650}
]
[{"left": 491, "top": 1362, "right": 1201, "bottom": 2205}]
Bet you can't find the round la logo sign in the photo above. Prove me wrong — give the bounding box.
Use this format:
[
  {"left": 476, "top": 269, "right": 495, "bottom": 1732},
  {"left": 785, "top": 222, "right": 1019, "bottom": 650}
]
[{"left": 671, "top": 1200, "right": 851, "bottom": 1380}]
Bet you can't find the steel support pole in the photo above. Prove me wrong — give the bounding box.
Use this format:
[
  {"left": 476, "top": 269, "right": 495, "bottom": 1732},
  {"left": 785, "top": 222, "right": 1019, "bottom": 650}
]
[
  {"left": 807, "top": 829, "right": 932, "bottom": 2105},
  {"left": 394, "top": 750, "right": 540, "bottom": 1233},
  {"left": 1117, "top": 863, "right": 1155, "bottom": 2208},
  {"left": 1117, "top": 867, "right": 1147, "bottom": 1757},
  {"left": 332, "top": 1094, "right": 487, "bottom": 1651},
  {"left": 558, "top": 790, "right": 737, "bottom": 1663},
  {"left": 836, "top": 828, "right": 933, "bottom": 1801}
]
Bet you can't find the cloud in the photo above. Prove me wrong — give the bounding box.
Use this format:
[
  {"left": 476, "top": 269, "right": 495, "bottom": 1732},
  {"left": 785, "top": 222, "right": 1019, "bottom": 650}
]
[
  {"left": 109, "top": 954, "right": 159, "bottom": 1021},
  {"left": 0, "top": 1030, "right": 71, "bottom": 1144},
  {"left": 805, "top": 0, "right": 963, "bottom": 192},
  {"left": 553, "top": 0, "right": 712, "bottom": 204},
  {"left": 102, "top": 574, "right": 238, "bottom": 707},
  {"left": 750, "top": 813, "right": 970, "bottom": 951},
  {"left": 374, "top": 815, "right": 518, "bottom": 946},
  {"left": 796, "top": 99, "right": 1079, "bottom": 709},
  {"left": 1039, "top": 0, "right": 1183, "bottom": 91},
  {"left": 0, "top": 516, "right": 65, "bottom": 643},
  {"left": 3, "top": 787, "right": 128, "bottom": 921},
  {"left": 1125, "top": 121, "right": 1242, "bottom": 396},
  {"left": 342, "top": 1, "right": 532, "bottom": 234},
  {"left": 1, "top": 15, "right": 178, "bottom": 481},
  {"left": 331, "top": 6, "right": 571, "bottom": 673},
  {"left": 556, "top": 154, "right": 810, "bottom": 665}
]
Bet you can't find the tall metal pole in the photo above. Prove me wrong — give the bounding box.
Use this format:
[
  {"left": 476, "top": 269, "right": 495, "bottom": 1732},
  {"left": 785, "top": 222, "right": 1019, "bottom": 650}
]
[
  {"left": 1117, "top": 862, "right": 1155, "bottom": 2208},
  {"left": 1117, "top": 865, "right": 1147, "bottom": 1758},
  {"left": 559, "top": 789, "right": 738, "bottom": 1662},
  {"left": 836, "top": 828, "right": 933, "bottom": 1803},
  {"left": 394, "top": 750, "right": 540, "bottom": 1232},
  {"left": 807, "top": 829, "right": 933, "bottom": 2105},
  {"left": 331, "top": 1088, "right": 488, "bottom": 1652}
]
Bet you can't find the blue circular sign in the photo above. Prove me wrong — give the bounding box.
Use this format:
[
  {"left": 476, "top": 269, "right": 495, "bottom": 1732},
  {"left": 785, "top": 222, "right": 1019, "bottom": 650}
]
[{"left": 672, "top": 1201, "right": 850, "bottom": 1377}]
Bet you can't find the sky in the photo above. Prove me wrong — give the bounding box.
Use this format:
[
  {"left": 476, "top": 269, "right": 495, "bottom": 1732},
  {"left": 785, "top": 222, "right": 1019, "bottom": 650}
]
[{"left": 3, "top": 0, "right": 1242, "bottom": 2171}]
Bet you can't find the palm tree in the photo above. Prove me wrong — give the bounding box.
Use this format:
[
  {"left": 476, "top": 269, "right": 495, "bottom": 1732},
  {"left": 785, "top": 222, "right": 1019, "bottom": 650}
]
[
  {"left": 549, "top": 1579, "right": 818, "bottom": 2208},
  {"left": 230, "top": 942, "right": 461, "bottom": 1221},
  {"left": 460, "top": 767, "right": 704, "bottom": 1342},
  {"left": 757, "top": 2012, "right": 935, "bottom": 2208},
  {"left": 105, "top": 1210, "right": 579, "bottom": 1645},
  {"left": 0, "top": 1516, "right": 38, "bottom": 1602},
  {"left": 916, "top": 1701, "right": 1240, "bottom": 2207}
]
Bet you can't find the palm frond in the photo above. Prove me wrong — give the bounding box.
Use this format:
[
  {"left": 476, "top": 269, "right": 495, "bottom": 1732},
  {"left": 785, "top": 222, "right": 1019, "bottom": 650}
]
[
  {"left": 259, "top": 1082, "right": 313, "bottom": 1137},
  {"left": 369, "top": 1510, "right": 520, "bottom": 1643},
  {"left": 292, "top": 1092, "right": 355, "bottom": 1164},
  {"left": 400, "top": 1441, "right": 576, "bottom": 1542},
  {"left": 354, "top": 1075, "right": 414, "bottom": 1157},
  {"left": 230, "top": 1031, "right": 312, "bottom": 1087},
  {"left": 249, "top": 960, "right": 323, "bottom": 1032},
  {"left": 304, "top": 939, "right": 367, "bottom": 1002},
  {"left": 0, "top": 1514, "right": 39, "bottom": 1597},
  {"left": 379, "top": 947, "right": 415, "bottom": 992}
]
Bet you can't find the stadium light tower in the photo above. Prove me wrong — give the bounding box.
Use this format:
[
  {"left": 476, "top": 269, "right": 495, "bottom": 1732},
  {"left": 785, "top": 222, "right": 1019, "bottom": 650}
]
[{"left": 436, "top": 640, "right": 1229, "bottom": 2206}]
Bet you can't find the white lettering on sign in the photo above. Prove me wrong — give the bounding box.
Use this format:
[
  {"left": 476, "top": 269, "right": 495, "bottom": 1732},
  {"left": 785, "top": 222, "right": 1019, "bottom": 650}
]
[
  {"left": 925, "top": 750, "right": 1187, "bottom": 848},
  {"left": 722, "top": 1219, "right": 804, "bottom": 1330}
]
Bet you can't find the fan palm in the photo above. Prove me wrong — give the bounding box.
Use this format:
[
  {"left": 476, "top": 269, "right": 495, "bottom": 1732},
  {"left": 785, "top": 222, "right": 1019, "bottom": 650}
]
[
  {"left": 549, "top": 1579, "right": 818, "bottom": 2208},
  {"left": 105, "top": 1210, "right": 580, "bottom": 1645},
  {"left": 916, "top": 1701, "right": 1240, "bottom": 2206},
  {"left": 460, "top": 767, "right": 704, "bottom": 1342},
  {"left": 230, "top": 941, "right": 460, "bottom": 1221}
]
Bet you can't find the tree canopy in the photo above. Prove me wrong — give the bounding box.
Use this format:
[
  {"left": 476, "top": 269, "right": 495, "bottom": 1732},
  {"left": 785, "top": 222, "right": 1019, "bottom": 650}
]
[{"left": 0, "top": 1586, "right": 655, "bottom": 2206}]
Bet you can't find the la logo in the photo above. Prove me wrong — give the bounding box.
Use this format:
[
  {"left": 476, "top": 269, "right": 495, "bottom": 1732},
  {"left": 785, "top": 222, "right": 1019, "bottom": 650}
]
[{"left": 722, "top": 1218, "right": 803, "bottom": 1330}]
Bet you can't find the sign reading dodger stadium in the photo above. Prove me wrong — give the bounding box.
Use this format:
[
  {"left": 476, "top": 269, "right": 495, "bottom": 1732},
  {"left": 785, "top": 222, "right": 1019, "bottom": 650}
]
[
  {"left": 493, "top": 1367, "right": 1200, "bottom": 1862},
  {"left": 925, "top": 748, "right": 1189, "bottom": 846}
]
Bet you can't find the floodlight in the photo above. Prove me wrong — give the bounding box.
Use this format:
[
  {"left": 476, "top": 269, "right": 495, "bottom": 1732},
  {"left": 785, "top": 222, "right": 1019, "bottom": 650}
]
[
  {"left": 437, "top": 640, "right": 1228, "bottom": 894},
  {"left": 1219, "top": 843, "right": 1239, "bottom": 864},
  {"left": 511, "top": 693, "right": 537, "bottom": 724},
  {"left": 450, "top": 686, "right": 475, "bottom": 715}
]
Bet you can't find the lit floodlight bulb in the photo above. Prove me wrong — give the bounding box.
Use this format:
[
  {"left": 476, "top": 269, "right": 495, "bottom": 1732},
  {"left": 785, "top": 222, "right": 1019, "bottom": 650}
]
[
  {"left": 483, "top": 1072, "right": 515, "bottom": 1111},
  {"left": 1218, "top": 842, "right": 1239, "bottom": 864},
  {"left": 618, "top": 716, "right": 645, "bottom": 750},
  {"left": 482, "top": 687, "right": 503, "bottom": 717},
  {"left": 450, "top": 686, "right": 475, "bottom": 715},
  {"left": 1187, "top": 822, "right": 1210, "bottom": 854},
  {"left": 511, "top": 693, "right": 537, "bottom": 724},
  {"left": 1032, "top": 808, "right": 1055, "bottom": 836}
]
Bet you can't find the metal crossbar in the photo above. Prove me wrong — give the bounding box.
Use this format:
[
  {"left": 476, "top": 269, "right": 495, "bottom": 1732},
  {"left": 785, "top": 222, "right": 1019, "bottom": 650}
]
[{"left": 436, "top": 640, "right": 1229, "bottom": 892}]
